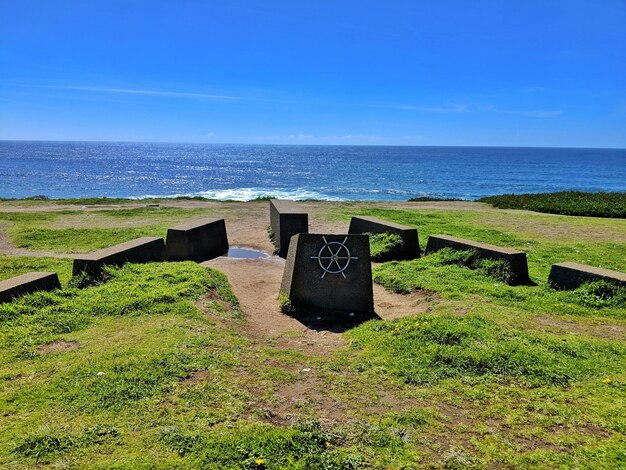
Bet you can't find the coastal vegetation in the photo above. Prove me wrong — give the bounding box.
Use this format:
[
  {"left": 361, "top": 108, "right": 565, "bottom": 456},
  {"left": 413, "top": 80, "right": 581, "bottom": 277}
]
[
  {"left": 479, "top": 191, "right": 626, "bottom": 218},
  {"left": 0, "top": 199, "right": 625, "bottom": 468},
  {"left": 367, "top": 232, "right": 404, "bottom": 261}
]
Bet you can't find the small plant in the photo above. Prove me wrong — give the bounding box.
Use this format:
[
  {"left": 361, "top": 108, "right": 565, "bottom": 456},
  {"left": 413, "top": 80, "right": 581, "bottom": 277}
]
[
  {"left": 434, "top": 247, "right": 478, "bottom": 267},
  {"left": 573, "top": 280, "right": 626, "bottom": 308},
  {"left": 267, "top": 226, "right": 280, "bottom": 255},
  {"left": 368, "top": 232, "right": 404, "bottom": 261},
  {"left": 68, "top": 269, "right": 108, "bottom": 288},
  {"left": 278, "top": 290, "right": 296, "bottom": 314},
  {"left": 14, "top": 425, "right": 120, "bottom": 463},
  {"left": 14, "top": 434, "right": 76, "bottom": 462},
  {"left": 433, "top": 248, "right": 514, "bottom": 284},
  {"left": 474, "top": 258, "right": 514, "bottom": 284}
]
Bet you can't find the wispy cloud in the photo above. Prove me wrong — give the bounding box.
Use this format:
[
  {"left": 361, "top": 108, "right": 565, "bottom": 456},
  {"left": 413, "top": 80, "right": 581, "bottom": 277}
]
[
  {"left": 395, "top": 103, "right": 468, "bottom": 113},
  {"left": 477, "top": 104, "right": 562, "bottom": 118},
  {"left": 504, "top": 109, "right": 562, "bottom": 118},
  {"left": 39, "top": 85, "right": 246, "bottom": 101}
]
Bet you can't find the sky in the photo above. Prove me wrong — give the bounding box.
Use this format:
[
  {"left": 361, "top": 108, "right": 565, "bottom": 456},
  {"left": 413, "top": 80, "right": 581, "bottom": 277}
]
[{"left": 0, "top": 0, "right": 625, "bottom": 147}]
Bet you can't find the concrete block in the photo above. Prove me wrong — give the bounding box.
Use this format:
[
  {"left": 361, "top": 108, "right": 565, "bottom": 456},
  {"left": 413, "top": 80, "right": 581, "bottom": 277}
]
[
  {"left": 548, "top": 262, "right": 626, "bottom": 290},
  {"left": 425, "top": 234, "right": 531, "bottom": 285},
  {"left": 73, "top": 236, "right": 164, "bottom": 277},
  {"left": 281, "top": 233, "right": 374, "bottom": 314},
  {"left": 348, "top": 215, "right": 420, "bottom": 260},
  {"left": 164, "top": 218, "right": 229, "bottom": 261},
  {"left": 0, "top": 272, "right": 61, "bottom": 303},
  {"left": 269, "top": 199, "right": 308, "bottom": 258}
]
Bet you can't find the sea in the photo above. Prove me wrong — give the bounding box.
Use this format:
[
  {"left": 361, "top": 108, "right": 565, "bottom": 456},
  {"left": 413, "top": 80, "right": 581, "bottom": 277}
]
[{"left": 0, "top": 141, "right": 624, "bottom": 201}]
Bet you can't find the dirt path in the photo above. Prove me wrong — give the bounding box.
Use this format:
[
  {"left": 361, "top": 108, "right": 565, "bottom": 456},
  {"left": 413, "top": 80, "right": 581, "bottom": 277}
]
[{"left": 203, "top": 254, "right": 435, "bottom": 351}]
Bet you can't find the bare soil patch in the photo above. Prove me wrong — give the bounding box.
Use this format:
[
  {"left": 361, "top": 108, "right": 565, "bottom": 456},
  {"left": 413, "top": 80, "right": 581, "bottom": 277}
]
[
  {"left": 533, "top": 315, "right": 626, "bottom": 341},
  {"left": 37, "top": 339, "right": 80, "bottom": 354}
]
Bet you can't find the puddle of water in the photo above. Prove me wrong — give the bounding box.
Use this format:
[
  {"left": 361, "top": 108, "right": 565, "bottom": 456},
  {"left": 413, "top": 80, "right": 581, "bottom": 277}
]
[{"left": 225, "top": 247, "right": 270, "bottom": 259}]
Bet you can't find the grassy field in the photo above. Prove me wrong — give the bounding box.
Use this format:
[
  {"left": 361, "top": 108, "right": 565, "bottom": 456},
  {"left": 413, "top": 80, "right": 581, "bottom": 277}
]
[
  {"left": 0, "top": 200, "right": 625, "bottom": 468},
  {"left": 479, "top": 191, "right": 626, "bottom": 218}
]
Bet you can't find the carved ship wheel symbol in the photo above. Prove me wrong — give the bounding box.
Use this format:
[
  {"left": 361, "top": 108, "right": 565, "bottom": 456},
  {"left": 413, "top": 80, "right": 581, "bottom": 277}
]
[{"left": 311, "top": 236, "right": 358, "bottom": 278}]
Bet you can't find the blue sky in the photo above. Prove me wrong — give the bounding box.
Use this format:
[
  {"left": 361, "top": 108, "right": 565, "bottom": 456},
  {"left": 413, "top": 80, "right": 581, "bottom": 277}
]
[{"left": 1, "top": 1, "right": 625, "bottom": 147}]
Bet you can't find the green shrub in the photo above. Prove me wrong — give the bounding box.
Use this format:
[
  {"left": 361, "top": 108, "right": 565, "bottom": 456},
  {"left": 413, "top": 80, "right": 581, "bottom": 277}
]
[
  {"left": 572, "top": 280, "right": 626, "bottom": 309},
  {"left": 475, "top": 258, "right": 514, "bottom": 284},
  {"left": 479, "top": 191, "right": 626, "bottom": 218},
  {"left": 368, "top": 232, "right": 404, "bottom": 261},
  {"left": 433, "top": 248, "right": 514, "bottom": 284}
]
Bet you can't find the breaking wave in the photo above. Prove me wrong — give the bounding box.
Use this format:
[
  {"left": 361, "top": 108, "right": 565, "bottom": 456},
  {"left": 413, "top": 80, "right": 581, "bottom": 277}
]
[{"left": 131, "top": 187, "right": 345, "bottom": 202}]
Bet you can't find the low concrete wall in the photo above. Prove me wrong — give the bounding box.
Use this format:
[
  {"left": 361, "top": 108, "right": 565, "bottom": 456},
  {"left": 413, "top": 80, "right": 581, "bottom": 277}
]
[
  {"left": 348, "top": 216, "right": 420, "bottom": 260},
  {"left": 164, "top": 218, "right": 228, "bottom": 262},
  {"left": 548, "top": 262, "right": 626, "bottom": 290},
  {"left": 73, "top": 236, "right": 164, "bottom": 277},
  {"left": 425, "top": 234, "right": 531, "bottom": 285},
  {"left": 270, "top": 199, "right": 308, "bottom": 258},
  {"left": 0, "top": 272, "right": 61, "bottom": 303}
]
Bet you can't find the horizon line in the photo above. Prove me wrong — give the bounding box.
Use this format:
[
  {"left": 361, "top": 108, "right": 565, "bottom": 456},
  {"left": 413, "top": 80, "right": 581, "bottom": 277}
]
[{"left": 0, "top": 138, "right": 625, "bottom": 151}]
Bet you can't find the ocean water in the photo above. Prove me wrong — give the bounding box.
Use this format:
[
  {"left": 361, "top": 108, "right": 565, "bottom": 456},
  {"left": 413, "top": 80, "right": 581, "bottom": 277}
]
[{"left": 0, "top": 141, "right": 624, "bottom": 201}]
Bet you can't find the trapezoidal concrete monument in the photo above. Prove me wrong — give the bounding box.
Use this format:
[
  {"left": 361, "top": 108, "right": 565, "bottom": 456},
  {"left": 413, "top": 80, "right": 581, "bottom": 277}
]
[
  {"left": 73, "top": 237, "right": 165, "bottom": 277},
  {"left": 425, "top": 234, "right": 531, "bottom": 285},
  {"left": 548, "top": 262, "right": 626, "bottom": 290},
  {"left": 348, "top": 215, "right": 420, "bottom": 261},
  {"left": 269, "top": 199, "right": 308, "bottom": 258},
  {"left": 164, "top": 218, "right": 229, "bottom": 262},
  {"left": 280, "top": 233, "right": 374, "bottom": 314},
  {"left": 0, "top": 272, "right": 61, "bottom": 304}
]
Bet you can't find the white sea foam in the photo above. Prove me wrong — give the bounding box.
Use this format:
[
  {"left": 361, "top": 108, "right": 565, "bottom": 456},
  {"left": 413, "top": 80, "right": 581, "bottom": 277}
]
[{"left": 130, "top": 187, "right": 345, "bottom": 202}]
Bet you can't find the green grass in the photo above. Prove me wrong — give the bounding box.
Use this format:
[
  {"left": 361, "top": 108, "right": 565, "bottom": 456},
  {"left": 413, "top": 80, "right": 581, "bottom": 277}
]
[
  {"left": 348, "top": 314, "right": 626, "bottom": 387},
  {"left": 0, "top": 255, "right": 73, "bottom": 284},
  {"left": 0, "top": 262, "right": 249, "bottom": 466},
  {"left": 479, "top": 191, "right": 626, "bottom": 218},
  {"left": 0, "top": 206, "right": 209, "bottom": 253},
  {"left": 1, "top": 200, "right": 626, "bottom": 468},
  {"left": 11, "top": 226, "right": 167, "bottom": 252}
]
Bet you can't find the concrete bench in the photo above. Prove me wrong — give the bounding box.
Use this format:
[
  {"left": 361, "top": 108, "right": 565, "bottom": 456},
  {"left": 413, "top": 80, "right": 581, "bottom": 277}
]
[
  {"left": 164, "top": 218, "right": 228, "bottom": 262},
  {"left": 348, "top": 216, "right": 420, "bottom": 260},
  {"left": 270, "top": 199, "right": 308, "bottom": 258},
  {"left": 425, "top": 234, "right": 531, "bottom": 285},
  {"left": 0, "top": 272, "right": 61, "bottom": 303},
  {"left": 548, "top": 262, "right": 626, "bottom": 290},
  {"left": 73, "top": 236, "right": 164, "bottom": 277}
]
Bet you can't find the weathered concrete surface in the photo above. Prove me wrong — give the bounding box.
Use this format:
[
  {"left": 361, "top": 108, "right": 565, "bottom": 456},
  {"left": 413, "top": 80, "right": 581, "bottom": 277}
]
[
  {"left": 348, "top": 215, "right": 420, "bottom": 261},
  {"left": 164, "top": 218, "right": 228, "bottom": 262},
  {"left": 281, "top": 233, "right": 373, "bottom": 314},
  {"left": 548, "top": 262, "right": 626, "bottom": 290},
  {"left": 73, "top": 236, "right": 164, "bottom": 277},
  {"left": 425, "top": 234, "right": 531, "bottom": 285},
  {"left": 270, "top": 199, "right": 308, "bottom": 258},
  {"left": 0, "top": 272, "right": 61, "bottom": 303}
]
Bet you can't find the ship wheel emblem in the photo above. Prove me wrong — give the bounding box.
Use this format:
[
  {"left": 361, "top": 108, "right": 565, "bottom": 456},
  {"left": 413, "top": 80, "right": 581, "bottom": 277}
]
[{"left": 311, "top": 236, "right": 358, "bottom": 278}]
